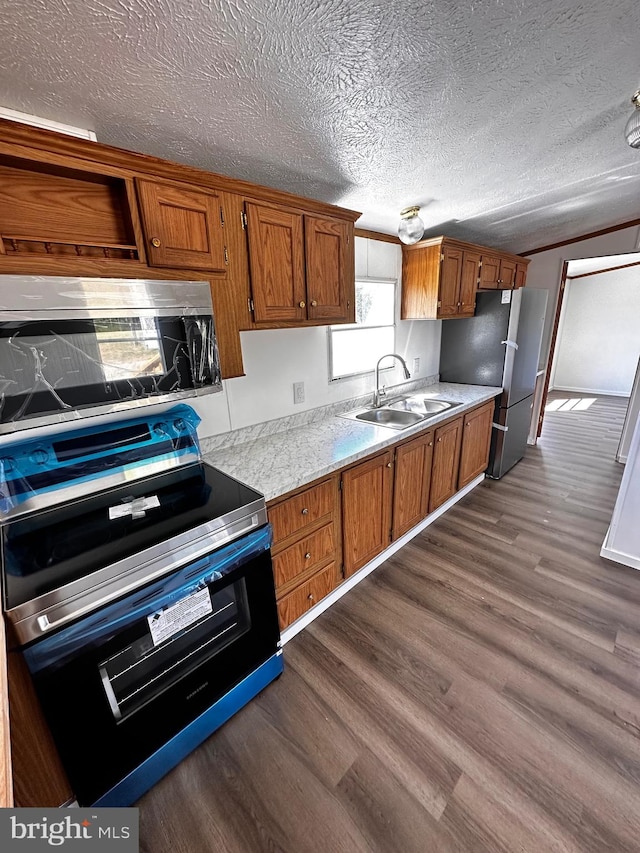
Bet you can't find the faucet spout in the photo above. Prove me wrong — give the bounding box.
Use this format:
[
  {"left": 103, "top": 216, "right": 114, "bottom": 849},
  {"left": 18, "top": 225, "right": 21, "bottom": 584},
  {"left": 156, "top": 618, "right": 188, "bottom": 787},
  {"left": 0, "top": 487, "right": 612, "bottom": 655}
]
[{"left": 373, "top": 353, "right": 411, "bottom": 407}]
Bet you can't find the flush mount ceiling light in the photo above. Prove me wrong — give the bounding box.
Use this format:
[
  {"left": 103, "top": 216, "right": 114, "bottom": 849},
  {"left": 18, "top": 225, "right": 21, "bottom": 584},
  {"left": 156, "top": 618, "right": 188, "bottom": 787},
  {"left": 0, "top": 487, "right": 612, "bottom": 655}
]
[
  {"left": 398, "top": 206, "right": 425, "bottom": 245},
  {"left": 624, "top": 90, "right": 640, "bottom": 148}
]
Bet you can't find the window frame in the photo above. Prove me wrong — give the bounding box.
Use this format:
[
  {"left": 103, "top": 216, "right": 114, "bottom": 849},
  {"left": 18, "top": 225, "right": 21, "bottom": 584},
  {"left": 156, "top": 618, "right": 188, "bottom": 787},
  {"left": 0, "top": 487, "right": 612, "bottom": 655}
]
[{"left": 327, "top": 276, "right": 398, "bottom": 382}]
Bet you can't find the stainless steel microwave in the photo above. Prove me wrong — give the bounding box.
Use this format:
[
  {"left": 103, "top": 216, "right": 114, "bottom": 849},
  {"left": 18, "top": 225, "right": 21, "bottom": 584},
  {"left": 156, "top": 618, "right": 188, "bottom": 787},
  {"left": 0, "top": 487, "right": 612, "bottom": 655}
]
[{"left": 0, "top": 276, "right": 222, "bottom": 433}]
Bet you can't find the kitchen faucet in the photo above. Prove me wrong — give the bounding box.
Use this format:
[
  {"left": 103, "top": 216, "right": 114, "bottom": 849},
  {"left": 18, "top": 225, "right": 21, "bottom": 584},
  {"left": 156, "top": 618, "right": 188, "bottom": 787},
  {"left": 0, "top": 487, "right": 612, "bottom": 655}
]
[{"left": 373, "top": 353, "right": 411, "bottom": 407}]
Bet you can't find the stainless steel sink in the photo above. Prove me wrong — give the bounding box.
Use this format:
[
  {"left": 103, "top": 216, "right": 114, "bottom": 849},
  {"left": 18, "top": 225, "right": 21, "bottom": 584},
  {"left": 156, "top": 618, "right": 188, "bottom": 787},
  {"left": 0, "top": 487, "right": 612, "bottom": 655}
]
[
  {"left": 355, "top": 409, "right": 424, "bottom": 428},
  {"left": 338, "top": 394, "right": 461, "bottom": 430},
  {"left": 387, "top": 396, "right": 457, "bottom": 415}
]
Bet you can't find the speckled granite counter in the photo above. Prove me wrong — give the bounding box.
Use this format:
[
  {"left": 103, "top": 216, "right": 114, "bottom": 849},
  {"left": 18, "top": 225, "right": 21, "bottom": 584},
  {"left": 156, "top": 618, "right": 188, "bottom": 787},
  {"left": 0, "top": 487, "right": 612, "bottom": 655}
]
[{"left": 204, "top": 383, "right": 501, "bottom": 502}]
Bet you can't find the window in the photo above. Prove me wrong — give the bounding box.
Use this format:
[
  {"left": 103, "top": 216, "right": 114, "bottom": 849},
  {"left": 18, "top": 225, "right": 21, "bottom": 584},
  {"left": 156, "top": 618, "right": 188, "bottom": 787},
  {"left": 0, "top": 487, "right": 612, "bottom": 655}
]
[{"left": 329, "top": 279, "right": 396, "bottom": 380}]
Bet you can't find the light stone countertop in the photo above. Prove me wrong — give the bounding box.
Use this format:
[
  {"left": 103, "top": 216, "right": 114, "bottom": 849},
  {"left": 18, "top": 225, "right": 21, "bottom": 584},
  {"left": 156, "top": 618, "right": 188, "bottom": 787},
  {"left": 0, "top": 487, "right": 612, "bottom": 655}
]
[{"left": 204, "top": 383, "right": 502, "bottom": 502}]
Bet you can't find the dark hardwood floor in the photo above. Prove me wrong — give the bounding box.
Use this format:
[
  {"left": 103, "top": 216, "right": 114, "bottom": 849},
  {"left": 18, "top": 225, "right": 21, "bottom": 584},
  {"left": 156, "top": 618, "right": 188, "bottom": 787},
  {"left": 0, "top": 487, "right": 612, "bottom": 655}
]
[{"left": 139, "top": 393, "right": 640, "bottom": 852}]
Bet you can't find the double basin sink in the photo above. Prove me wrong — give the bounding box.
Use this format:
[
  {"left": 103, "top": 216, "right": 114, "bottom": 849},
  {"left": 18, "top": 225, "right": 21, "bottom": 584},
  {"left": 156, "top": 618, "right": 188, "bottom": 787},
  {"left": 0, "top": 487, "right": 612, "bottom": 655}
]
[{"left": 339, "top": 394, "right": 461, "bottom": 430}]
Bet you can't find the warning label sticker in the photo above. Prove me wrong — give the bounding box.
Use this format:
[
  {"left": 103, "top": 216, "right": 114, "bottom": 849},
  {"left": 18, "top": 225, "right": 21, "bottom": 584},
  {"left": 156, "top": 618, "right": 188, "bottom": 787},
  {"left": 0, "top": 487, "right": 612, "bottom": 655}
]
[{"left": 147, "top": 587, "right": 212, "bottom": 646}]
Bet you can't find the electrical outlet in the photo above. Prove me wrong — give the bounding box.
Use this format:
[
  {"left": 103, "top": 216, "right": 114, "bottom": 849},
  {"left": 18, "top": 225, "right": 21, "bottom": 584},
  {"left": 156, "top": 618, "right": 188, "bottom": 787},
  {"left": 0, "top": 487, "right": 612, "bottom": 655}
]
[
  {"left": 413, "top": 358, "right": 420, "bottom": 375},
  {"left": 293, "top": 381, "right": 305, "bottom": 404}
]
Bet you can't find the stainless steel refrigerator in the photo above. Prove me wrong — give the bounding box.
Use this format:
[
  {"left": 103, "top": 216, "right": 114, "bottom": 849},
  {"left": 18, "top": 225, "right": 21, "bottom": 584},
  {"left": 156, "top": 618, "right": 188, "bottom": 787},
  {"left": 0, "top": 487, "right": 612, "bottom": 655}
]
[{"left": 439, "top": 288, "right": 548, "bottom": 478}]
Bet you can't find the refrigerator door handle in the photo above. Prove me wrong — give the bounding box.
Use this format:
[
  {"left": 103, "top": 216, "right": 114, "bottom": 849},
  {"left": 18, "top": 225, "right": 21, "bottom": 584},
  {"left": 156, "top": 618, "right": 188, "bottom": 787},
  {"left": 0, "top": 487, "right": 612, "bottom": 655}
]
[
  {"left": 492, "top": 422, "right": 509, "bottom": 432},
  {"left": 501, "top": 340, "right": 519, "bottom": 350}
]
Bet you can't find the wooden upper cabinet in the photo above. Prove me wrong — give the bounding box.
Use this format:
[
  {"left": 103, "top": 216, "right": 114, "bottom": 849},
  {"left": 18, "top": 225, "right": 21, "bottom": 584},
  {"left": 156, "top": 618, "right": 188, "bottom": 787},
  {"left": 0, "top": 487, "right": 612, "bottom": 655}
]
[
  {"left": 479, "top": 254, "right": 501, "bottom": 289},
  {"left": 479, "top": 254, "right": 528, "bottom": 290},
  {"left": 401, "top": 238, "right": 480, "bottom": 320},
  {"left": 136, "top": 179, "right": 227, "bottom": 271},
  {"left": 458, "top": 402, "right": 494, "bottom": 488},
  {"left": 429, "top": 416, "right": 463, "bottom": 513},
  {"left": 514, "top": 262, "right": 528, "bottom": 289},
  {"left": 245, "top": 203, "right": 306, "bottom": 323},
  {"left": 305, "top": 215, "right": 353, "bottom": 323},
  {"left": 460, "top": 251, "right": 481, "bottom": 314},
  {"left": 439, "top": 247, "right": 464, "bottom": 316},
  {"left": 342, "top": 450, "right": 394, "bottom": 577},
  {"left": 245, "top": 202, "right": 354, "bottom": 326},
  {"left": 392, "top": 431, "right": 434, "bottom": 540},
  {"left": 403, "top": 238, "right": 527, "bottom": 310}
]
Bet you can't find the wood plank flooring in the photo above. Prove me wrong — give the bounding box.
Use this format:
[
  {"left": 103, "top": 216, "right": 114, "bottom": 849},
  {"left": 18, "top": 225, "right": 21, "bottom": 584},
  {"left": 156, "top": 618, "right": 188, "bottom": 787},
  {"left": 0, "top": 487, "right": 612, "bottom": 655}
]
[{"left": 139, "top": 393, "right": 640, "bottom": 852}]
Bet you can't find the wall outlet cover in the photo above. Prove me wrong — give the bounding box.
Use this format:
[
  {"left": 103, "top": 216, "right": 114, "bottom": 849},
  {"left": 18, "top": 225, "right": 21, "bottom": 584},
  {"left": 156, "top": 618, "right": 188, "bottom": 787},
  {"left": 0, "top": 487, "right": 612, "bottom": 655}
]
[{"left": 293, "top": 381, "right": 305, "bottom": 404}]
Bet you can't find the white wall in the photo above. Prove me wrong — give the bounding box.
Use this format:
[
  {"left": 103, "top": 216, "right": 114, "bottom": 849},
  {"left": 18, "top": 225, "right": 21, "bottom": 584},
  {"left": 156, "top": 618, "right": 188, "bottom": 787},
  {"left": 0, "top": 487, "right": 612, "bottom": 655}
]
[
  {"left": 525, "top": 223, "right": 640, "bottom": 368},
  {"left": 551, "top": 266, "right": 640, "bottom": 396},
  {"left": 195, "top": 236, "right": 441, "bottom": 434}
]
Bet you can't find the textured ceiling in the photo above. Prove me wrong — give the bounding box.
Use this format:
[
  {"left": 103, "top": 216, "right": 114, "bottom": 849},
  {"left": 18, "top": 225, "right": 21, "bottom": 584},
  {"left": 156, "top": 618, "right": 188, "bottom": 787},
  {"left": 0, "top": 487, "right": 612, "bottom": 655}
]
[{"left": 1, "top": 0, "right": 640, "bottom": 252}]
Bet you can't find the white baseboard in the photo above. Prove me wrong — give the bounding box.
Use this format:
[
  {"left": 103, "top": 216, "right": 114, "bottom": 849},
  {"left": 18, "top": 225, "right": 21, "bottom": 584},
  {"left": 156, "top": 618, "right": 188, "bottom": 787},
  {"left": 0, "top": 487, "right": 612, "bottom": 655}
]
[
  {"left": 280, "top": 473, "right": 485, "bottom": 645},
  {"left": 552, "top": 386, "right": 630, "bottom": 398},
  {"left": 600, "top": 526, "right": 640, "bottom": 571}
]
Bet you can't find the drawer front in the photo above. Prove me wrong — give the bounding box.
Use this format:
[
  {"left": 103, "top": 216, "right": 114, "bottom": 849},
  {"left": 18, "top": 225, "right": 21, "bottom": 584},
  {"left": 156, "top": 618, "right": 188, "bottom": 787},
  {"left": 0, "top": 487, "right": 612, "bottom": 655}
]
[
  {"left": 273, "top": 523, "right": 335, "bottom": 590},
  {"left": 269, "top": 479, "right": 334, "bottom": 545},
  {"left": 277, "top": 563, "right": 336, "bottom": 630}
]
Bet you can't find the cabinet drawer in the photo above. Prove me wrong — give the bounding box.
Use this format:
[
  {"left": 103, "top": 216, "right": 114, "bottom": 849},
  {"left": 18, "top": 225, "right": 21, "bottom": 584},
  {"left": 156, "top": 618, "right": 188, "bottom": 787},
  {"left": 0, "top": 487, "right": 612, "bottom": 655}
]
[
  {"left": 273, "top": 523, "right": 335, "bottom": 591},
  {"left": 277, "top": 563, "right": 336, "bottom": 630},
  {"left": 269, "top": 479, "right": 334, "bottom": 545}
]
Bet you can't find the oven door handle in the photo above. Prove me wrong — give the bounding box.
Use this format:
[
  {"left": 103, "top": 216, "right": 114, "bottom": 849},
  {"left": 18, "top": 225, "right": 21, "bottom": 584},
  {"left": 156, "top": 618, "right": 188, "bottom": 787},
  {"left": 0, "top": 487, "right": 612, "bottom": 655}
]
[{"left": 24, "top": 524, "right": 272, "bottom": 673}]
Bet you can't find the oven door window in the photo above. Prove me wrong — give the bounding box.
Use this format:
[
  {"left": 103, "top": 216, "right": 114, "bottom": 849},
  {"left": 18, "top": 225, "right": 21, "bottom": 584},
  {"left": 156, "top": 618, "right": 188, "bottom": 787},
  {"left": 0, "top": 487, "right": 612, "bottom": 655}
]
[
  {"left": 100, "top": 578, "right": 250, "bottom": 722},
  {"left": 0, "top": 315, "right": 217, "bottom": 424}
]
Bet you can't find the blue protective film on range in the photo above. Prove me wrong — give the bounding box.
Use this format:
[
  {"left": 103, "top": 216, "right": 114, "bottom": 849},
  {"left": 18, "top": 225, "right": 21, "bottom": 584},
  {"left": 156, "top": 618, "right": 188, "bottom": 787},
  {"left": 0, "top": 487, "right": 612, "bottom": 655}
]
[
  {"left": 24, "top": 524, "right": 272, "bottom": 673},
  {"left": 0, "top": 404, "right": 202, "bottom": 516}
]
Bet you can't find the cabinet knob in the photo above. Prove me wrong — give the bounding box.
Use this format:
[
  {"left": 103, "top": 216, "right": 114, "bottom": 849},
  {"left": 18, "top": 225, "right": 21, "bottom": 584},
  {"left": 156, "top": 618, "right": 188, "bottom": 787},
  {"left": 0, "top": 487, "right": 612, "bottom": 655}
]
[
  {"left": 150, "top": 237, "right": 162, "bottom": 248},
  {"left": 428, "top": 441, "right": 433, "bottom": 446},
  {"left": 308, "top": 593, "right": 315, "bottom": 602},
  {"left": 305, "top": 552, "right": 311, "bottom": 560},
  {"left": 310, "top": 300, "right": 318, "bottom": 307},
  {"left": 438, "top": 437, "right": 442, "bottom": 442},
  {"left": 301, "top": 507, "right": 309, "bottom": 515},
  {"left": 299, "top": 301, "right": 306, "bottom": 308},
  {"left": 386, "top": 462, "right": 392, "bottom": 468}
]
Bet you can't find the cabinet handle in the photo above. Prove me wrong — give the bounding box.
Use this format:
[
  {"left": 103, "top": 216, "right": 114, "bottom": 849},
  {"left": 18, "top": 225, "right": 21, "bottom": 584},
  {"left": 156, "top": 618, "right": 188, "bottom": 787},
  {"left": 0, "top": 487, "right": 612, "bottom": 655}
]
[
  {"left": 301, "top": 507, "right": 309, "bottom": 515},
  {"left": 307, "top": 593, "right": 315, "bottom": 602},
  {"left": 150, "top": 237, "right": 162, "bottom": 248},
  {"left": 310, "top": 300, "right": 318, "bottom": 307},
  {"left": 299, "top": 301, "right": 306, "bottom": 308},
  {"left": 305, "top": 552, "right": 311, "bottom": 560}
]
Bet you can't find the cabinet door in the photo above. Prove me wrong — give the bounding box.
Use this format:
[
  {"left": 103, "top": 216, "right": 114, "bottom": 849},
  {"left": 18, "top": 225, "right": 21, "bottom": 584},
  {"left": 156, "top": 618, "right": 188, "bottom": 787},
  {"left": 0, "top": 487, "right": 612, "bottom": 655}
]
[
  {"left": 342, "top": 450, "right": 394, "bottom": 577},
  {"left": 514, "top": 262, "right": 528, "bottom": 289},
  {"left": 429, "top": 417, "right": 463, "bottom": 512},
  {"left": 246, "top": 203, "right": 306, "bottom": 323},
  {"left": 438, "top": 246, "right": 463, "bottom": 317},
  {"left": 499, "top": 258, "right": 516, "bottom": 289},
  {"left": 305, "top": 216, "right": 354, "bottom": 323},
  {"left": 459, "top": 250, "right": 481, "bottom": 315},
  {"left": 136, "top": 180, "right": 226, "bottom": 271},
  {"left": 479, "top": 254, "right": 501, "bottom": 289},
  {"left": 392, "top": 431, "right": 434, "bottom": 540},
  {"left": 458, "top": 403, "right": 494, "bottom": 488}
]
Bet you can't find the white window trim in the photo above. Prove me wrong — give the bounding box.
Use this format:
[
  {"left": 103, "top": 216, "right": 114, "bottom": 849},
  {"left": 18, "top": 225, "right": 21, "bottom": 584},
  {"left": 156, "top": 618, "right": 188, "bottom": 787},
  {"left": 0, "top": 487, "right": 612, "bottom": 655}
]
[{"left": 328, "top": 276, "right": 398, "bottom": 382}]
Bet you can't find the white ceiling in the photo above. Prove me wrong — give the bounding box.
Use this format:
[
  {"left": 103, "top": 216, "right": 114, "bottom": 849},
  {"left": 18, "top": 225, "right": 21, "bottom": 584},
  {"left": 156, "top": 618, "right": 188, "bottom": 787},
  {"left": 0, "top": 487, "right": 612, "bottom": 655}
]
[{"left": 1, "top": 0, "right": 640, "bottom": 253}]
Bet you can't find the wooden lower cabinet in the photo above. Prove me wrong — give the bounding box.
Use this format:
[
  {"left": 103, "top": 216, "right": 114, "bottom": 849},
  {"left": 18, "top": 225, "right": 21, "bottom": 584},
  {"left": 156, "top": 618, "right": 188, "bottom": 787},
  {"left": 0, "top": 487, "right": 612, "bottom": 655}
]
[
  {"left": 268, "top": 475, "right": 342, "bottom": 631},
  {"left": 392, "top": 430, "right": 434, "bottom": 540},
  {"left": 277, "top": 563, "right": 336, "bottom": 629},
  {"left": 342, "top": 450, "right": 394, "bottom": 577},
  {"left": 458, "top": 402, "right": 494, "bottom": 488},
  {"left": 269, "top": 399, "right": 496, "bottom": 629},
  {"left": 429, "top": 417, "right": 464, "bottom": 513}
]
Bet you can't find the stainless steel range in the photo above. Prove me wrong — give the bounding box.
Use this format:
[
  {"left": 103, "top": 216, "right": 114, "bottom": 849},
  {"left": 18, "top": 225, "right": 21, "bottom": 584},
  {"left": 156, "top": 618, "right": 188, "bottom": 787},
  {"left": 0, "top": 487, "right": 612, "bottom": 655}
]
[{"left": 0, "top": 405, "right": 282, "bottom": 807}]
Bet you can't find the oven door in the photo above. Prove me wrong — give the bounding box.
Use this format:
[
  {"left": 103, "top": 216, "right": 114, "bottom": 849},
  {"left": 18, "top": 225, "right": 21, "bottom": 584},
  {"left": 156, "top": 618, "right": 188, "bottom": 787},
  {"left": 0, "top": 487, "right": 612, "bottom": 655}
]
[{"left": 22, "top": 524, "right": 280, "bottom": 807}]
